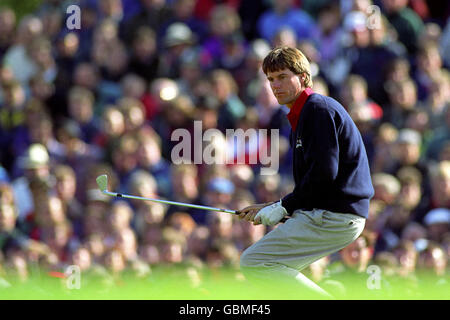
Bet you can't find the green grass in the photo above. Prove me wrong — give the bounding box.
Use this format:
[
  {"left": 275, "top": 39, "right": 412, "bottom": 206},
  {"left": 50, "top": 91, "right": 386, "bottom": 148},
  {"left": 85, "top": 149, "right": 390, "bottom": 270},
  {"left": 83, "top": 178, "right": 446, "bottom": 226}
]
[{"left": 1, "top": 267, "right": 448, "bottom": 300}]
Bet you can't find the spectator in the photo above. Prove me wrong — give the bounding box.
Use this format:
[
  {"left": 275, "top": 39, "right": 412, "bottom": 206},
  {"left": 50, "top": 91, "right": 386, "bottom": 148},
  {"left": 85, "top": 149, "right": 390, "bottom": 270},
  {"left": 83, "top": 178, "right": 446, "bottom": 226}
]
[
  {"left": 271, "top": 26, "right": 298, "bottom": 48},
  {"left": 202, "top": 177, "right": 235, "bottom": 215},
  {"left": 424, "top": 105, "right": 450, "bottom": 161},
  {"left": 0, "top": 186, "right": 33, "bottom": 257},
  {"left": 121, "top": 0, "right": 173, "bottom": 44},
  {"left": 312, "top": 2, "right": 344, "bottom": 64},
  {"left": 120, "top": 73, "right": 150, "bottom": 110},
  {"left": 136, "top": 127, "right": 172, "bottom": 197},
  {"left": 166, "top": 211, "right": 197, "bottom": 239},
  {"left": 127, "top": 169, "right": 159, "bottom": 207},
  {"left": 67, "top": 86, "right": 100, "bottom": 144},
  {"left": 117, "top": 97, "right": 146, "bottom": 134},
  {"left": 372, "top": 173, "right": 401, "bottom": 206},
  {"left": 107, "top": 200, "right": 133, "bottom": 235},
  {"left": 253, "top": 174, "right": 281, "bottom": 204},
  {"left": 70, "top": 246, "right": 92, "bottom": 273},
  {"left": 257, "top": 0, "right": 317, "bottom": 44},
  {"left": 312, "top": 76, "right": 329, "bottom": 96},
  {"left": 387, "top": 129, "right": 427, "bottom": 181},
  {"left": 0, "top": 79, "right": 27, "bottom": 171},
  {"left": 396, "top": 166, "right": 429, "bottom": 221},
  {"left": 424, "top": 71, "right": 450, "bottom": 129},
  {"left": 128, "top": 26, "right": 160, "bottom": 83},
  {"left": 304, "top": 256, "right": 331, "bottom": 284},
  {"left": 423, "top": 208, "right": 450, "bottom": 243},
  {"left": 234, "top": 39, "right": 271, "bottom": 105},
  {"left": 3, "top": 15, "right": 42, "bottom": 84},
  {"left": 5, "top": 249, "right": 29, "bottom": 282},
  {"left": 114, "top": 227, "right": 138, "bottom": 261},
  {"left": 40, "top": 219, "right": 73, "bottom": 263},
  {"left": 205, "top": 238, "right": 240, "bottom": 269},
  {"left": 111, "top": 134, "right": 140, "bottom": 191},
  {"left": 53, "top": 164, "right": 83, "bottom": 237},
  {"left": 401, "top": 221, "right": 427, "bottom": 244},
  {"left": 0, "top": 7, "right": 16, "bottom": 56},
  {"left": 417, "top": 241, "right": 447, "bottom": 277},
  {"left": 373, "top": 250, "right": 399, "bottom": 279},
  {"left": 153, "top": 94, "right": 195, "bottom": 159},
  {"left": 404, "top": 108, "right": 430, "bottom": 138},
  {"left": 254, "top": 79, "right": 285, "bottom": 131},
  {"left": 52, "top": 32, "right": 80, "bottom": 118},
  {"left": 418, "top": 161, "right": 450, "bottom": 222},
  {"left": 159, "top": 226, "right": 186, "bottom": 264},
  {"left": 232, "top": 214, "right": 266, "bottom": 253},
  {"left": 229, "top": 164, "right": 254, "bottom": 191},
  {"left": 159, "top": 22, "right": 197, "bottom": 79},
  {"left": 72, "top": 62, "right": 100, "bottom": 93},
  {"left": 94, "top": 105, "right": 126, "bottom": 149},
  {"left": 27, "top": 36, "right": 57, "bottom": 84},
  {"left": 384, "top": 56, "right": 411, "bottom": 84},
  {"left": 139, "top": 242, "right": 161, "bottom": 266},
  {"left": 384, "top": 79, "right": 421, "bottom": 129},
  {"left": 202, "top": 5, "right": 243, "bottom": 69},
  {"left": 103, "top": 247, "right": 127, "bottom": 276},
  {"left": 372, "top": 123, "right": 399, "bottom": 173},
  {"left": 414, "top": 40, "right": 445, "bottom": 102},
  {"left": 329, "top": 231, "right": 377, "bottom": 277},
  {"left": 85, "top": 234, "right": 107, "bottom": 265},
  {"left": 186, "top": 225, "right": 210, "bottom": 261},
  {"left": 11, "top": 144, "right": 53, "bottom": 221},
  {"left": 366, "top": 199, "right": 387, "bottom": 233},
  {"left": 167, "top": 163, "right": 200, "bottom": 217},
  {"left": 381, "top": 0, "right": 424, "bottom": 54},
  {"left": 98, "top": 0, "right": 124, "bottom": 23},
  {"left": 206, "top": 211, "right": 234, "bottom": 242},
  {"left": 391, "top": 240, "right": 418, "bottom": 278},
  {"left": 209, "top": 69, "right": 246, "bottom": 133},
  {"left": 176, "top": 48, "right": 211, "bottom": 103}
]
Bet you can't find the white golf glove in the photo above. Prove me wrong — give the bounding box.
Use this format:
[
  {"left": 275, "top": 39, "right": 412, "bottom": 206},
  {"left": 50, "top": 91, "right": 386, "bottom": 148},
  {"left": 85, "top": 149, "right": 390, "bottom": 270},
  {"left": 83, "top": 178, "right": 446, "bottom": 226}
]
[{"left": 255, "top": 200, "right": 288, "bottom": 226}]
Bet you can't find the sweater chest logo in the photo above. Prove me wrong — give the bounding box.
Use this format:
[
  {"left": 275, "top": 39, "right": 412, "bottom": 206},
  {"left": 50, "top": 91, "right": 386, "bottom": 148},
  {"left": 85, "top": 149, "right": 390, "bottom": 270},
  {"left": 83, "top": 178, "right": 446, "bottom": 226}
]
[{"left": 296, "top": 137, "right": 303, "bottom": 148}]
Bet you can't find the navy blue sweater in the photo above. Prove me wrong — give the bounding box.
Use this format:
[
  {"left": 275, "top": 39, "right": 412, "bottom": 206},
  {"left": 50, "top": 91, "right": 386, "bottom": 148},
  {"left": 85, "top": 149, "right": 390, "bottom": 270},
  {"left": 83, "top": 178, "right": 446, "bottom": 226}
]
[{"left": 281, "top": 92, "right": 374, "bottom": 218}]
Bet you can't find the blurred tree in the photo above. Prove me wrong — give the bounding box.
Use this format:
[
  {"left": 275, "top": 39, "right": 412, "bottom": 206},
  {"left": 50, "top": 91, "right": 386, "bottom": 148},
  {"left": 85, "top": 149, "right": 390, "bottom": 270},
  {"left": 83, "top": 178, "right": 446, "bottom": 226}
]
[{"left": 2, "top": 0, "right": 44, "bottom": 20}]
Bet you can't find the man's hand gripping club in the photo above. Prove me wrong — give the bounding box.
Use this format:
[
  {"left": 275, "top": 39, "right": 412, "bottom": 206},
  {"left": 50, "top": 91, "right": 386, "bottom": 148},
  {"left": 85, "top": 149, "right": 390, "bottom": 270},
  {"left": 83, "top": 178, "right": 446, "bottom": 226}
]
[{"left": 237, "top": 200, "right": 288, "bottom": 226}]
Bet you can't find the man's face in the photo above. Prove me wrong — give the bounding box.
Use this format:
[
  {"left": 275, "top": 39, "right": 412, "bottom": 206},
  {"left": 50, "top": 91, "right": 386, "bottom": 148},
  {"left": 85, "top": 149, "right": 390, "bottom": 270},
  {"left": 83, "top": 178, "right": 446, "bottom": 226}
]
[
  {"left": 266, "top": 69, "right": 303, "bottom": 107},
  {"left": 0, "top": 204, "right": 16, "bottom": 232}
]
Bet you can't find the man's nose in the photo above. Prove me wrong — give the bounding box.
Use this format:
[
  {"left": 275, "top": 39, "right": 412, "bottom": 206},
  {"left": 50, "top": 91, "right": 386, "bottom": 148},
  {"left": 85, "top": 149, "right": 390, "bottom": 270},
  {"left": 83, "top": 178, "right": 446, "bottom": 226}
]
[{"left": 271, "top": 80, "right": 281, "bottom": 90}]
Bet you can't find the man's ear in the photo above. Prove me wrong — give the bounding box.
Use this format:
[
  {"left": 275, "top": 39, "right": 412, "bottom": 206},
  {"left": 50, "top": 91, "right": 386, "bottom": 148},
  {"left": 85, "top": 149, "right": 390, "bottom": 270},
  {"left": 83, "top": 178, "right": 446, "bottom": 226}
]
[{"left": 298, "top": 73, "right": 306, "bottom": 87}]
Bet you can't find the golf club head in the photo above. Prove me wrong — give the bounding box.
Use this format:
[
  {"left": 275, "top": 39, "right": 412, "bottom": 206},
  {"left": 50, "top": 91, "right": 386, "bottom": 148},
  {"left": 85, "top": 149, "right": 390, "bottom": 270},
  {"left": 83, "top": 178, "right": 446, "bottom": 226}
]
[{"left": 96, "top": 174, "right": 108, "bottom": 192}]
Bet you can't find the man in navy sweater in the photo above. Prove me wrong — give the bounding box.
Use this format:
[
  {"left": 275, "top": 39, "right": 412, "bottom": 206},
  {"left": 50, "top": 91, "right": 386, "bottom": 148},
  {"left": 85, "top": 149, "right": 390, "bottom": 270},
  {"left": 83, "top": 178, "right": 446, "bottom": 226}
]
[{"left": 238, "top": 46, "right": 374, "bottom": 297}]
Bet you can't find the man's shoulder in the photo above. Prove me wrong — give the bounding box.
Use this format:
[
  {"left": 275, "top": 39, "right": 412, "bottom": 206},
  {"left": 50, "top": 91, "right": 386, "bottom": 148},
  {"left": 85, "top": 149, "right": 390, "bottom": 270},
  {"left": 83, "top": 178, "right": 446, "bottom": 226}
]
[
  {"left": 304, "top": 93, "right": 356, "bottom": 129},
  {"left": 306, "top": 93, "right": 346, "bottom": 115}
]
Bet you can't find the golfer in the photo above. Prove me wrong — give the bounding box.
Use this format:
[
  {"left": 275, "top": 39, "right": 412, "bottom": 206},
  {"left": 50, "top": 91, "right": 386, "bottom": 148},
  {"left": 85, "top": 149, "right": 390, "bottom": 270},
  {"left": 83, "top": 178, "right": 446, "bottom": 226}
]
[{"left": 238, "top": 46, "right": 374, "bottom": 297}]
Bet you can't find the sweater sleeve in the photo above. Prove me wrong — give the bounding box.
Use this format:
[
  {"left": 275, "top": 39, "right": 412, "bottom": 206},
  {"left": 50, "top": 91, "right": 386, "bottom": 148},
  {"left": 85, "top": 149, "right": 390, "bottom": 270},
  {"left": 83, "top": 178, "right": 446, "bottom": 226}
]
[{"left": 282, "top": 105, "right": 340, "bottom": 214}]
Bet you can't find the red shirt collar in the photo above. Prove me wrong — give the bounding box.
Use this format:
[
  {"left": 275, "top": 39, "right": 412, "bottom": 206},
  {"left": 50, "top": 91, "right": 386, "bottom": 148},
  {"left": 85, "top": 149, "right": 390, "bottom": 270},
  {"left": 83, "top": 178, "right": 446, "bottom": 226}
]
[{"left": 286, "top": 87, "right": 314, "bottom": 131}]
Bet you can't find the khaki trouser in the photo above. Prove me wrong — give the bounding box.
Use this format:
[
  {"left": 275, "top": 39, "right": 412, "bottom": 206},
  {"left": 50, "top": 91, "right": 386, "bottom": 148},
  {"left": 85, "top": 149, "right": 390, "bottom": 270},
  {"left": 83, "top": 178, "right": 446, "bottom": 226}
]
[{"left": 240, "top": 208, "right": 365, "bottom": 296}]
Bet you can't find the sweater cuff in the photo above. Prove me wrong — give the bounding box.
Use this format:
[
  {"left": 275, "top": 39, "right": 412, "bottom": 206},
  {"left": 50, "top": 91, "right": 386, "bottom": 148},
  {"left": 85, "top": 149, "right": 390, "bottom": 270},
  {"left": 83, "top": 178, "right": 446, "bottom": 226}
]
[{"left": 280, "top": 194, "right": 296, "bottom": 215}]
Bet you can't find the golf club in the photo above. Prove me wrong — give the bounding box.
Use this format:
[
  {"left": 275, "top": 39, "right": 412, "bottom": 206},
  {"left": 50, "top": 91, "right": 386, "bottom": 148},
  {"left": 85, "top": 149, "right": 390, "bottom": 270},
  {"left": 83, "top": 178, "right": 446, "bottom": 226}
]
[{"left": 96, "top": 174, "right": 288, "bottom": 223}]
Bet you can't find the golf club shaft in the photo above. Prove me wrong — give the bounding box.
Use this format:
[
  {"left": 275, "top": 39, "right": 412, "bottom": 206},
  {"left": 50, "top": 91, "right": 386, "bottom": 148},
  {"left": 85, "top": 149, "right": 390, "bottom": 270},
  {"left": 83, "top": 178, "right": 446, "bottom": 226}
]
[
  {"left": 101, "top": 190, "right": 288, "bottom": 223},
  {"left": 97, "top": 174, "right": 288, "bottom": 223},
  {"left": 102, "top": 190, "right": 237, "bottom": 214}
]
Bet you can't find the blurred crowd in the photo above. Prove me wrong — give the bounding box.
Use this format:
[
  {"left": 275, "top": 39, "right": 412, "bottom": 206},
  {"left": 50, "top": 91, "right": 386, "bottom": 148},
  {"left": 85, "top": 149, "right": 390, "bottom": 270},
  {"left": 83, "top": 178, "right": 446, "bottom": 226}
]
[{"left": 0, "top": 0, "right": 449, "bottom": 293}]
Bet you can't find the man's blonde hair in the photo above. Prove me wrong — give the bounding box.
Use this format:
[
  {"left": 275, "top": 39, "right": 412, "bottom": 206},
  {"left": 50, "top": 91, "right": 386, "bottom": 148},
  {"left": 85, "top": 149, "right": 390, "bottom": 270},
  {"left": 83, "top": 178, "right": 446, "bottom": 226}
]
[{"left": 262, "top": 46, "right": 313, "bottom": 88}]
